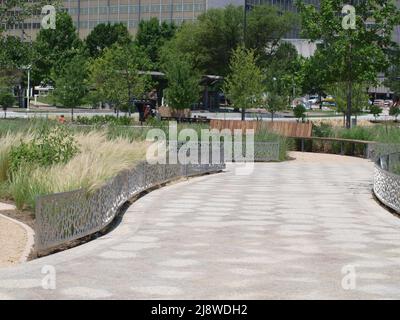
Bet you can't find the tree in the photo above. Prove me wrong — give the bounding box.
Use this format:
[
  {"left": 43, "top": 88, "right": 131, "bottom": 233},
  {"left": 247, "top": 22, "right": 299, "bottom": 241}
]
[
  {"left": 370, "top": 104, "right": 382, "bottom": 120},
  {"left": 301, "top": 51, "right": 329, "bottom": 109},
  {"left": 297, "top": 0, "right": 400, "bottom": 128},
  {"left": 260, "top": 91, "right": 287, "bottom": 122},
  {"left": 224, "top": 47, "right": 264, "bottom": 120},
  {"left": 85, "top": 23, "right": 131, "bottom": 58},
  {"left": 246, "top": 5, "right": 298, "bottom": 68},
  {"left": 53, "top": 54, "right": 89, "bottom": 120},
  {"left": 90, "top": 44, "right": 151, "bottom": 115},
  {"left": 162, "top": 51, "right": 200, "bottom": 117},
  {"left": 135, "top": 18, "right": 176, "bottom": 68},
  {"left": 384, "top": 60, "right": 400, "bottom": 98},
  {"left": 0, "top": 91, "right": 14, "bottom": 118},
  {"left": 0, "top": 35, "right": 29, "bottom": 89},
  {"left": 164, "top": 5, "right": 297, "bottom": 76},
  {"left": 328, "top": 82, "right": 369, "bottom": 126},
  {"left": 33, "top": 11, "right": 82, "bottom": 84},
  {"left": 293, "top": 104, "right": 307, "bottom": 122},
  {"left": 389, "top": 105, "right": 400, "bottom": 121}
]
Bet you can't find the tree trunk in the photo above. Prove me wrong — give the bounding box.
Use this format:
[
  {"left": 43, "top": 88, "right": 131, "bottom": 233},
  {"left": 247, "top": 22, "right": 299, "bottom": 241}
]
[
  {"left": 271, "top": 111, "right": 274, "bottom": 122},
  {"left": 71, "top": 107, "right": 74, "bottom": 122},
  {"left": 241, "top": 107, "right": 245, "bottom": 121}
]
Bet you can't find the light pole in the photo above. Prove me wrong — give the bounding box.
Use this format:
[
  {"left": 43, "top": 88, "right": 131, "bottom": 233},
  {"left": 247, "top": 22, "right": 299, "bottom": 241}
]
[
  {"left": 242, "top": 0, "right": 254, "bottom": 121},
  {"left": 22, "top": 30, "right": 32, "bottom": 111},
  {"left": 21, "top": 65, "right": 32, "bottom": 111}
]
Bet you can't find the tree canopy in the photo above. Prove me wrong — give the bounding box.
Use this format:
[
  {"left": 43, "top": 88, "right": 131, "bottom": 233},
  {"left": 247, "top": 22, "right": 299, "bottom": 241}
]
[
  {"left": 85, "top": 23, "right": 131, "bottom": 58},
  {"left": 297, "top": 0, "right": 400, "bottom": 127}
]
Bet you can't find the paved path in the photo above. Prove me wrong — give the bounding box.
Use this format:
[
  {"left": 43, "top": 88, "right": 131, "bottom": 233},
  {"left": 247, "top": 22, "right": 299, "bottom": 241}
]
[{"left": 1, "top": 152, "right": 400, "bottom": 299}]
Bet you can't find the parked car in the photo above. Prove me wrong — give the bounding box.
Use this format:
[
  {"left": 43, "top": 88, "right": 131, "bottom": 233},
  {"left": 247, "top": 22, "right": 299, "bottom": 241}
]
[
  {"left": 384, "top": 100, "right": 393, "bottom": 107},
  {"left": 373, "top": 99, "right": 385, "bottom": 106},
  {"left": 308, "top": 95, "right": 319, "bottom": 105}
]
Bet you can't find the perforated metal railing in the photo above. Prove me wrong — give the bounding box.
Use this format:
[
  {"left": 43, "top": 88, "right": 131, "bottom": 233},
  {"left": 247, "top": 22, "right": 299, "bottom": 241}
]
[
  {"left": 34, "top": 141, "right": 280, "bottom": 253},
  {"left": 374, "top": 152, "right": 400, "bottom": 213}
]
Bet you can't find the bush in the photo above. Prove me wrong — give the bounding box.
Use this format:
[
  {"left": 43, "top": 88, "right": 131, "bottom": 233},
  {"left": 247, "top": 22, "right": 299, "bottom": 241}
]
[
  {"left": 293, "top": 104, "right": 306, "bottom": 122},
  {"left": 389, "top": 105, "right": 400, "bottom": 120},
  {"left": 370, "top": 105, "right": 382, "bottom": 119},
  {"left": 0, "top": 91, "right": 15, "bottom": 110},
  {"left": 312, "top": 122, "right": 334, "bottom": 137},
  {"left": 76, "top": 115, "right": 132, "bottom": 126},
  {"left": 9, "top": 126, "right": 79, "bottom": 172}
]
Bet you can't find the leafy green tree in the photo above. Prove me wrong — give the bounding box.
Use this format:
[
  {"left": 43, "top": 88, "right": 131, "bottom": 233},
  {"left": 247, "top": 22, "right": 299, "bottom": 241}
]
[
  {"left": 135, "top": 17, "right": 176, "bottom": 68},
  {"left": 33, "top": 11, "right": 82, "bottom": 84},
  {"left": 246, "top": 5, "right": 298, "bottom": 67},
  {"left": 384, "top": 61, "right": 400, "bottom": 98},
  {"left": 85, "top": 23, "right": 131, "bottom": 58},
  {"left": 260, "top": 91, "right": 287, "bottom": 122},
  {"left": 162, "top": 51, "right": 200, "bottom": 116},
  {"left": 328, "top": 82, "right": 369, "bottom": 126},
  {"left": 293, "top": 104, "right": 307, "bottom": 122},
  {"left": 224, "top": 47, "right": 264, "bottom": 120},
  {"left": 301, "top": 50, "right": 329, "bottom": 108},
  {"left": 53, "top": 54, "right": 89, "bottom": 120},
  {"left": 164, "top": 5, "right": 297, "bottom": 76},
  {"left": 90, "top": 44, "right": 151, "bottom": 115},
  {"left": 0, "top": 35, "right": 30, "bottom": 90},
  {"left": 297, "top": 0, "right": 400, "bottom": 128}
]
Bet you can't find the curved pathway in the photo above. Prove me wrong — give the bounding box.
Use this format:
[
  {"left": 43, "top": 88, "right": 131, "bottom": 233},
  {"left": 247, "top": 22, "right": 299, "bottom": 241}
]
[{"left": 1, "top": 152, "right": 400, "bottom": 299}]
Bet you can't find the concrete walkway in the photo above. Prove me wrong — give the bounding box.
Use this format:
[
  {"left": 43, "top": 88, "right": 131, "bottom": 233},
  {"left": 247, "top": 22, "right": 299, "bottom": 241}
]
[{"left": 1, "top": 152, "right": 400, "bottom": 299}]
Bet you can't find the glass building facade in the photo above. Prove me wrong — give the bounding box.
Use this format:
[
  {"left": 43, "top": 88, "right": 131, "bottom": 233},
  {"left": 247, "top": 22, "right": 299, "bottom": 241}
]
[{"left": 5, "top": 0, "right": 208, "bottom": 38}]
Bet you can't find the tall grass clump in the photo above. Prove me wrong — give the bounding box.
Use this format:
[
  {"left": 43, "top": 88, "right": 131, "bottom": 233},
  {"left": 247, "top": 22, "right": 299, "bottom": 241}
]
[
  {"left": 0, "top": 123, "right": 148, "bottom": 210},
  {"left": 254, "top": 127, "right": 292, "bottom": 161}
]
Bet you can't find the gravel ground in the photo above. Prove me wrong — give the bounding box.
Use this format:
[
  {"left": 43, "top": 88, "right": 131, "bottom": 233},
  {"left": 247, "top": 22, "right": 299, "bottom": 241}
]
[{"left": 0, "top": 203, "right": 29, "bottom": 268}]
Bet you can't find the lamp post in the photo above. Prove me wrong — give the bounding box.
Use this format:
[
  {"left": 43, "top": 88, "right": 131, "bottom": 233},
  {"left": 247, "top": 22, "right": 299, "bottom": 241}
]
[
  {"left": 242, "top": 0, "right": 254, "bottom": 121},
  {"left": 22, "top": 30, "right": 32, "bottom": 112},
  {"left": 21, "top": 65, "right": 32, "bottom": 111}
]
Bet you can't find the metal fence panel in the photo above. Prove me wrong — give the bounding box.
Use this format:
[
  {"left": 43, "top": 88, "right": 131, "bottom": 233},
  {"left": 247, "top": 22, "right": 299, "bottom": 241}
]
[{"left": 373, "top": 152, "right": 400, "bottom": 213}]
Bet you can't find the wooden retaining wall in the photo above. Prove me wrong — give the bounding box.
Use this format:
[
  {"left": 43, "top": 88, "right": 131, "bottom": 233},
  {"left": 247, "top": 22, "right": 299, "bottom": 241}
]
[{"left": 210, "top": 120, "right": 312, "bottom": 138}]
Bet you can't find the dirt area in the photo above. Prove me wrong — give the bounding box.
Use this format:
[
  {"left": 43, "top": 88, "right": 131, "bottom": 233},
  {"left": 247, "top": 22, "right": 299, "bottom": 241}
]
[{"left": 0, "top": 202, "right": 34, "bottom": 268}]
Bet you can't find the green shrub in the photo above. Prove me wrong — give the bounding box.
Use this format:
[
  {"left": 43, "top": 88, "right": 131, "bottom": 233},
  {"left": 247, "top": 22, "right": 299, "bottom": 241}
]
[
  {"left": 0, "top": 91, "right": 15, "bottom": 110},
  {"left": 312, "top": 122, "right": 334, "bottom": 137},
  {"left": 76, "top": 115, "right": 132, "bottom": 126},
  {"left": 9, "top": 126, "right": 79, "bottom": 172},
  {"left": 293, "top": 104, "right": 306, "bottom": 122}
]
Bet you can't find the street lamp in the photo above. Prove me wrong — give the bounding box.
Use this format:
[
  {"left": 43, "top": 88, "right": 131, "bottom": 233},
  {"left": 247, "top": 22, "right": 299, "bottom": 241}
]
[
  {"left": 22, "top": 30, "right": 33, "bottom": 112},
  {"left": 21, "top": 65, "right": 32, "bottom": 111}
]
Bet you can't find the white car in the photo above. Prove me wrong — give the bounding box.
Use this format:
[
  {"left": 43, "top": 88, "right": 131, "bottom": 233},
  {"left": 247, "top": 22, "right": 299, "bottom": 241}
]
[{"left": 308, "top": 95, "right": 319, "bottom": 105}]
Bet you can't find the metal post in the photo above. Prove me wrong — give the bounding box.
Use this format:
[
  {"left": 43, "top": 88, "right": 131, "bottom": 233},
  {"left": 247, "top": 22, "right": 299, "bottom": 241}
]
[{"left": 27, "top": 67, "right": 30, "bottom": 111}]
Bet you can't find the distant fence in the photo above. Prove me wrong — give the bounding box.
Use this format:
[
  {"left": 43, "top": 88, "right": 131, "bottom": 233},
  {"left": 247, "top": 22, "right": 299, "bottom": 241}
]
[
  {"left": 374, "top": 152, "right": 400, "bottom": 213},
  {"left": 35, "top": 143, "right": 225, "bottom": 253},
  {"left": 210, "top": 120, "right": 312, "bottom": 138},
  {"left": 289, "top": 136, "right": 377, "bottom": 158}
]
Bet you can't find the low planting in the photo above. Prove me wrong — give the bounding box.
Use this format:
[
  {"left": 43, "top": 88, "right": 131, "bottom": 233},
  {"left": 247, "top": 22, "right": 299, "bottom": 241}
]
[
  {"left": 313, "top": 122, "right": 400, "bottom": 144},
  {"left": 0, "top": 123, "right": 147, "bottom": 210},
  {"left": 75, "top": 115, "right": 133, "bottom": 126}
]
